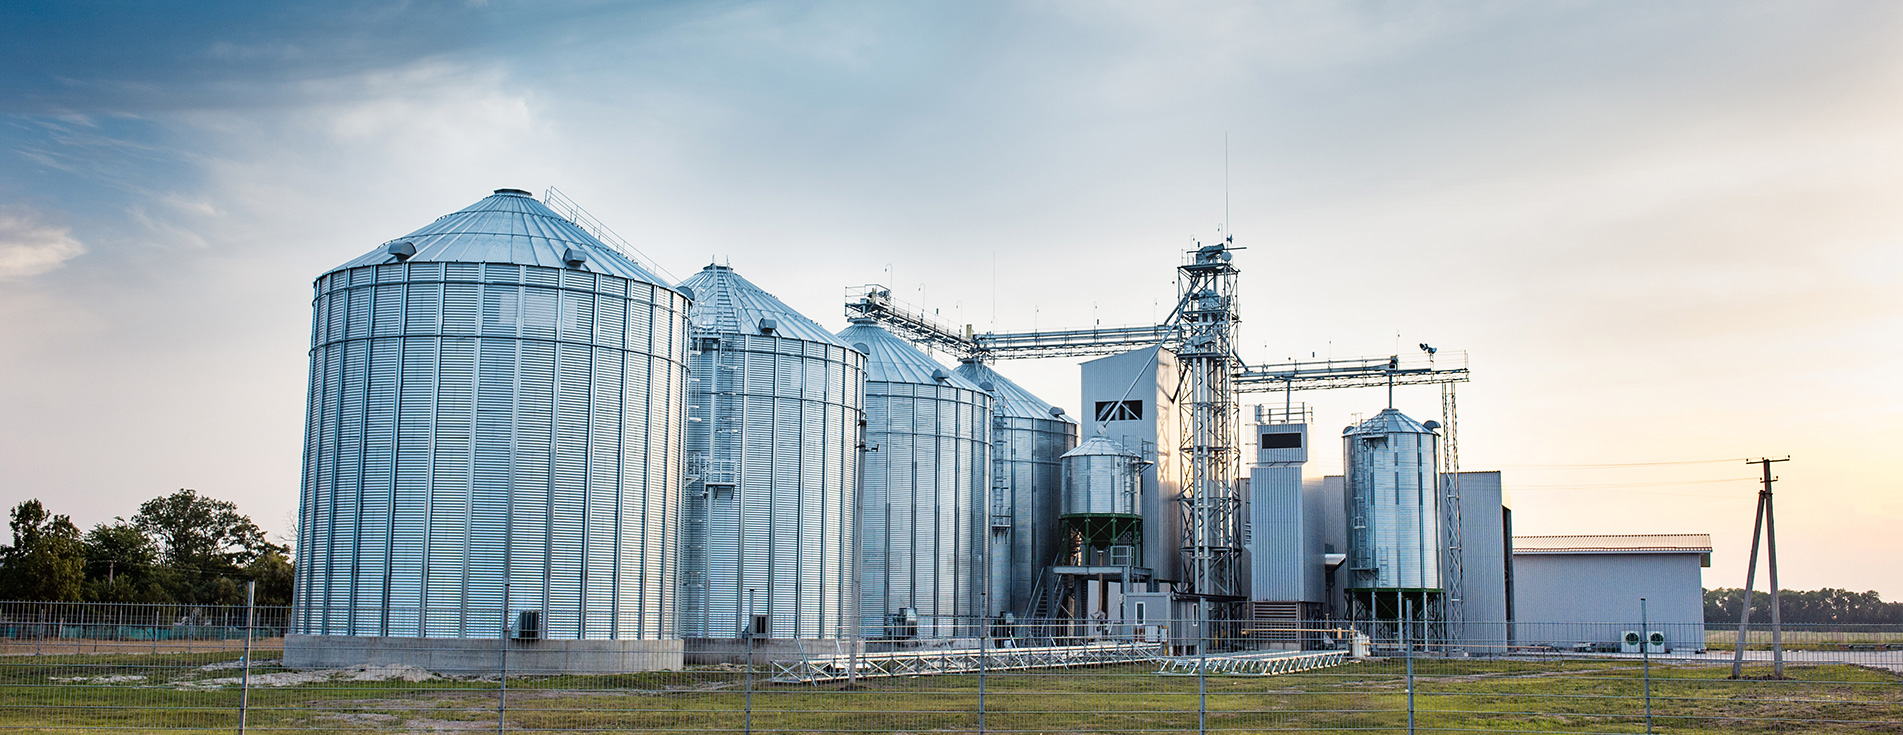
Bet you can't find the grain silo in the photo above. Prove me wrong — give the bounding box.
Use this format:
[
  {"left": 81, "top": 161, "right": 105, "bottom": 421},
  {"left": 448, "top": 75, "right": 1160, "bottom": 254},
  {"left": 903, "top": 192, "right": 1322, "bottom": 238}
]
[
  {"left": 953, "top": 360, "right": 1076, "bottom": 618},
  {"left": 1342, "top": 408, "right": 1442, "bottom": 627},
  {"left": 676, "top": 264, "right": 864, "bottom": 656},
  {"left": 288, "top": 189, "right": 688, "bottom": 672},
  {"left": 838, "top": 319, "right": 990, "bottom": 638}
]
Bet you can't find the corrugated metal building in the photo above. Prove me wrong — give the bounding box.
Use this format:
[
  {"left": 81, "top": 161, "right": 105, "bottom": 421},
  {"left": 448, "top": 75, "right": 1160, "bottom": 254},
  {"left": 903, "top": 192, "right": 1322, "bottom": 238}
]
[
  {"left": 1079, "top": 346, "right": 1181, "bottom": 584},
  {"left": 1249, "top": 420, "right": 1326, "bottom": 615},
  {"left": 1512, "top": 534, "right": 1711, "bottom": 652},
  {"left": 677, "top": 264, "right": 864, "bottom": 644},
  {"left": 289, "top": 189, "right": 688, "bottom": 671}
]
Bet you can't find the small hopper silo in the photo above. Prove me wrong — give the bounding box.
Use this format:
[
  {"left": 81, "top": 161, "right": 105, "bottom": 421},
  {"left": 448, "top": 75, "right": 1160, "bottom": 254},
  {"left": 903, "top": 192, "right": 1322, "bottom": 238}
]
[{"left": 1342, "top": 408, "right": 1443, "bottom": 628}]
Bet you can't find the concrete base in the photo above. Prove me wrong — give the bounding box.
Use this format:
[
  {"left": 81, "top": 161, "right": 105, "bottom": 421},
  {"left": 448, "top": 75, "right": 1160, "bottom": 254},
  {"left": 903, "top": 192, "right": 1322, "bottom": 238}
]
[
  {"left": 685, "top": 637, "right": 863, "bottom": 665},
  {"left": 284, "top": 634, "right": 683, "bottom": 674}
]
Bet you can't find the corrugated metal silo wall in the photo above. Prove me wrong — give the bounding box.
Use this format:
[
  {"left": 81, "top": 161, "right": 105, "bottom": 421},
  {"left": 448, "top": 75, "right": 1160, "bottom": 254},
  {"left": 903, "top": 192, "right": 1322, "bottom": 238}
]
[
  {"left": 990, "top": 415, "right": 1075, "bottom": 617},
  {"left": 1060, "top": 450, "right": 1141, "bottom": 517},
  {"left": 295, "top": 261, "right": 688, "bottom": 640},
  {"left": 680, "top": 333, "right": 863, "bottom": 639},
  {"left": 861, "top": 381, "right": 990, "bottom": 636},
  {"left": 1249, "top": 464, "right": 1311, "bottom": 602},
  {"left": 1343, "top": 429, "right": 1442, "bottom": 591}
]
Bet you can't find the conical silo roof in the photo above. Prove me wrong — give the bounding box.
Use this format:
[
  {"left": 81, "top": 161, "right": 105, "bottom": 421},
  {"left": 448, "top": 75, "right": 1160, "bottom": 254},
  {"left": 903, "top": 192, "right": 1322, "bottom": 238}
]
[
  {"left": 1062, "top": 432, "right": 1137, "bottom": 460},
  {"left": 330, "top": 189, "right": 670, "bottom": 285},
  {"left": 1347, "top": 407, "right": 1435, "bottom": 436},
  {"left": 837, "top": 320, "right": 984, "bottom": 390},
  {"left": 954, "top": 360, "right": 1074, "bottom": 423},
  {"left": 677, "top": 264, "right": 851, "bottom": 346}
]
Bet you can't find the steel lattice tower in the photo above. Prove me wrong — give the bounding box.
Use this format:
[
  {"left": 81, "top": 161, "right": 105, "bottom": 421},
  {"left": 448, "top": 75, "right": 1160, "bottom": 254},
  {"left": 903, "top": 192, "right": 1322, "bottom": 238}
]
[{"left": 1175, "top": 237, "right": 1244, "bottom": 605}]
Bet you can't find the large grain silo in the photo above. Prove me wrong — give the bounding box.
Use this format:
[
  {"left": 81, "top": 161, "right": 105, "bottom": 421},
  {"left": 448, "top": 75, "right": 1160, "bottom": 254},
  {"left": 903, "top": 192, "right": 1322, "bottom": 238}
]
[
  {"left": 1342, "top": 408, "right": 1442, "bottom": 627},
  {"left": 838, "top": 320, "right": 990, "bottom": 638},
  {"left": 953, "top": 360, "right": 1075, "bottom": 618},
  {"left": 676, "top": 264, "right": 864, "bottom": 657},
  {"left": 288, "top": 189, "right": 688, "bottom": 672}
]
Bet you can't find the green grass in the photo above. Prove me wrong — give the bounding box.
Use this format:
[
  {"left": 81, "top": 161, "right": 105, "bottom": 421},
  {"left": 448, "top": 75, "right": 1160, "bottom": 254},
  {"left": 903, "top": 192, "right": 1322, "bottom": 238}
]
[
  {"left": 1706, "top": 628, "right": 1903, "bottom": 651},
  {"left": 3, "top": 651, "right": 1899, "bottom": 733}
]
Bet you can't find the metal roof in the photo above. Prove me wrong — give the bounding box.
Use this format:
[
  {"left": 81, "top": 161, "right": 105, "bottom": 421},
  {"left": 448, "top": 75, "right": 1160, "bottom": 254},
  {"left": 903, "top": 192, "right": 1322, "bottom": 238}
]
[
  {"left": 1345, "top": 407, "right": 1435, "bottom": 436},
  {"left": 1514, "top": 534, "right": 1713, "bottom": 555},
  {"left": 954, "top": 360, "right": 1075, "bottom": 423},
  {"left": 677, "top": 264, "right": 851, "bottom": 346},
  {"left": 1061, "top": 432, "right": 1137, "bottom": 460},
  {"left": 837, "top": 319, "right": 983, "bottom": 390},
  {"left": 330, "top": 189, "right": 671, "bottom": 285}
]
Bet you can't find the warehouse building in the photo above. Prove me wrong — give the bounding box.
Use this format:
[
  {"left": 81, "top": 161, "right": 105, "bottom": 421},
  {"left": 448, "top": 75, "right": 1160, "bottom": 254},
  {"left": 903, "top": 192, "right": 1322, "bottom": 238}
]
[{"left": 1511, "top": 534, "right": 1712, "bottom": 653}]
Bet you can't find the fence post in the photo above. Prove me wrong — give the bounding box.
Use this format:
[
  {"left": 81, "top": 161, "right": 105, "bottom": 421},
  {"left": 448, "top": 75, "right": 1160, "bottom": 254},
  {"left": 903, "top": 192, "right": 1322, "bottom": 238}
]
[
  {"left": 497, "top": 611, "right": 509, "bottom": 735},
  {"left": 1405, "top": 599, "right": 1415, "bottom": 735},
  {"left": 978, "top": 617, "right": 988, "bottom": 735},
  {"left": 1641, "top": 598, "right": 1652, "bottom": 734},
  {"left": 239, "top": 582, "right": 256, "bottom": 735},
  {"left": 1198, "top": 610, "right": 1208, "bottom": 735},
  {"left": 745, "top": 630, "right": 754, "bottom": 735}
]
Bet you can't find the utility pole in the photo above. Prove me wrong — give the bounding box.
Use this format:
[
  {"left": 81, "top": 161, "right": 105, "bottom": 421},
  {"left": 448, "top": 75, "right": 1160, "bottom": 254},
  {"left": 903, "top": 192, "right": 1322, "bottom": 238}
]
[{"left": 1730, "top": 456, "right": 1789, "bottom": 679}]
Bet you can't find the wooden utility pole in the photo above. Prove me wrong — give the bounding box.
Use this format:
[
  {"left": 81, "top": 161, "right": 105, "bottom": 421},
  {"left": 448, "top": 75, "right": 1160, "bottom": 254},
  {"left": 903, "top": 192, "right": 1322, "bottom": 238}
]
[{"left": 1731, "top": 456, "right": 1789, "bottom": 679}]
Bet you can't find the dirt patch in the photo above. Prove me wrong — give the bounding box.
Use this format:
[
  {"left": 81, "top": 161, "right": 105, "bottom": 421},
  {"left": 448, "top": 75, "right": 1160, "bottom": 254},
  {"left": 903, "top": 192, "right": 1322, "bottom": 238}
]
[{"left": 185, "top": 663, "right": 439, "bottom": 688}]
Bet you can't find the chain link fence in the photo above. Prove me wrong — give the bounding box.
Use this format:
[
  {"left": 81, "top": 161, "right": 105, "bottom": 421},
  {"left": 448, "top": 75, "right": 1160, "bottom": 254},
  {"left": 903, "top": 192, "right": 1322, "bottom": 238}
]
[{"left": 6, "top": 601, "right": 1901, "bottom": 733}]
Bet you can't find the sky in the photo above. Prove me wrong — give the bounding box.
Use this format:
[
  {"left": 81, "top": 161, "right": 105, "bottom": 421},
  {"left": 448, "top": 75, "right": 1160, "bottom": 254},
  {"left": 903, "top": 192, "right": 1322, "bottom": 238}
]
[{"left": 1, "top": 1, "right": 1898, "bottom": 597}]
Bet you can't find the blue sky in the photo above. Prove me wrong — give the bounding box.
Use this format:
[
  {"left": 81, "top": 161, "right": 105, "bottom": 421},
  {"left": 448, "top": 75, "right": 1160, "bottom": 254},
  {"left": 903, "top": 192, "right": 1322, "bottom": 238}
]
[{"left": 2, "top": 1, "right": 1899, "bottom": 597}]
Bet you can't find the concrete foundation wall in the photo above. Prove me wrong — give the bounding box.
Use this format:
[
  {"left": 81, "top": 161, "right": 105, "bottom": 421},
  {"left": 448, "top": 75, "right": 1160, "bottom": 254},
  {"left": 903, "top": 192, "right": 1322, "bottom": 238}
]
[
  {"left": 285, "top": 635, "right": 684, "bottom": 674},
  {"left": 684, "top": 637, "right": 865, "bottom": 665}
]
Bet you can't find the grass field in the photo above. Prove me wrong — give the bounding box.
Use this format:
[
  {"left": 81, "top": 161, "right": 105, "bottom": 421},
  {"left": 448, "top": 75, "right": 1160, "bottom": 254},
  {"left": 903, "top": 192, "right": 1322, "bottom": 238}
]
[
  {"left": 4, "top": 649, "right": 1898, "bottom": 733},
  {"left": 1705, "top": 628, "right": 1903, "bottom": 651}
]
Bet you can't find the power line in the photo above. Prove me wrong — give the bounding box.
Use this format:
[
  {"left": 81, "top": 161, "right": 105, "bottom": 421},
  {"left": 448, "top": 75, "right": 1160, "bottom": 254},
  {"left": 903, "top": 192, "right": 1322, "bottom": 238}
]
[
  {"left": 1511, "top": 477, "right": 1757, "bottom": 490},
  {"left": 1499, "top": 458, "right": 1751, "bottom": 470}
]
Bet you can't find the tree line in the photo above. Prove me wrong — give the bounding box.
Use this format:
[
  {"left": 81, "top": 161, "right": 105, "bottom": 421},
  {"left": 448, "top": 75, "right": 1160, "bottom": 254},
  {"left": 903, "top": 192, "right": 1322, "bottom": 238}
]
[
  {"left": 1706, "top": 587, "right": 1903, "bottom": 625},
  {"left": 0, "top": 489, "right": 291, "bottom": 606}
]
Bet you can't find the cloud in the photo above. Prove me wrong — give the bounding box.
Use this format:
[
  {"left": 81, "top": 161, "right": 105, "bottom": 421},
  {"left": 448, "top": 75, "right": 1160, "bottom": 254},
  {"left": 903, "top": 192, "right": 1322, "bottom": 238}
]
[{"left": 0, "top": 207, "right": 85, "bottom": 278}]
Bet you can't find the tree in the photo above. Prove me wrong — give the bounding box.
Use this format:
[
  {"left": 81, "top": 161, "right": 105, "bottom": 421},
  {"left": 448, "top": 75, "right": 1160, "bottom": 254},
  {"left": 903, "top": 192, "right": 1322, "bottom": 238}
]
[
  {"left": 245, "top": 546, "right": 295, "bottom": 606},
  {"left": 132, "top": 489, "right": 282, "bottom": 604},
  {"left": 1705, "top": 587, "right": 1903, "bottom": 626},
  {"left": 0, "top": 500, "right": 85, "bottom": 602},
  {"left": 80, "top": 519, "right": 169, "bottom": 603}
]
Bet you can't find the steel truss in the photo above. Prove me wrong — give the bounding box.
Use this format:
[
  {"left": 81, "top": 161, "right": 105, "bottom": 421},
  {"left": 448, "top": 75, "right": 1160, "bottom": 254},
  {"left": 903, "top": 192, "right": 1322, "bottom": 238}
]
[
  {"left": 768, "top": 640, "right": 1160, "bottom": 684},
  {"left": 1234, "top": 352, "right": 1469, "bottom": 392},
  {"left": 1155, "top": 649, "right": 1349, "bottom": 676},
  {"left": 1175, "top": 239, "right": 1244, "bottom": 606},
  {"left": 845, "top": 286, "right": 1178, "bottom": 360}
]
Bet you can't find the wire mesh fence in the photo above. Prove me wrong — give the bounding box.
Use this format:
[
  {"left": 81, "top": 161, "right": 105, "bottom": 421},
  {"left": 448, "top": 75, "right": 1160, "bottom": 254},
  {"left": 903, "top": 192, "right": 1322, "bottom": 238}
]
[{"left": 4, "top": 602, "right": 1901, "bottom": 733}]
